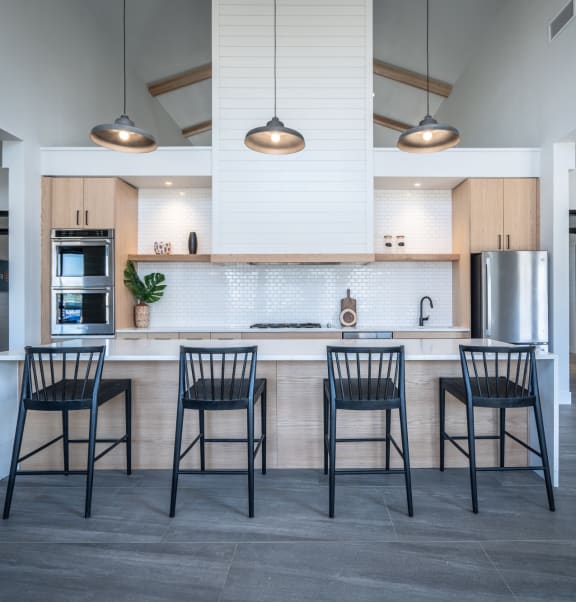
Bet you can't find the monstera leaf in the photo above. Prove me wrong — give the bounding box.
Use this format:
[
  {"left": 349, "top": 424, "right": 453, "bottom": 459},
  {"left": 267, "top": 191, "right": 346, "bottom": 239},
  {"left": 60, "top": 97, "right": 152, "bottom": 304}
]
[{"left": 123, "top": 260, "right": 166, "bottom": 304}]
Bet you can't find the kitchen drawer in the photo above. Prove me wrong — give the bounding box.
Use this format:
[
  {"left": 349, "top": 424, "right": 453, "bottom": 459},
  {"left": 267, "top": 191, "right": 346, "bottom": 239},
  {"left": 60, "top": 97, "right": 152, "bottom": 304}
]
[
  {"left": 211, "top": 332, "right": 242, "bottom": 340},
  {"left": 147, "top": 333, "right": 179, "bottom": 340},
  {"left": 116, "top": 332, "right": 147, "bottom": 340},
  {"left": 393, "top": 331, "right": 470, "bottom": 339},
  {"left": 179, "top": 333, "right": 211, "bottom": 341}
]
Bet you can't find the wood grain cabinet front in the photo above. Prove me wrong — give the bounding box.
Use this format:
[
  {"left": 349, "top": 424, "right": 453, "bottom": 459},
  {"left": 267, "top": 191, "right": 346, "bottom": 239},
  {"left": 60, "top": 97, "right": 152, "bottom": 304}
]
[
  {"left": 467, "top": 178, "right": 539, "bottom": 253},
  {"left": 51, "top": 178, "right": 116, "bottom": 229}
]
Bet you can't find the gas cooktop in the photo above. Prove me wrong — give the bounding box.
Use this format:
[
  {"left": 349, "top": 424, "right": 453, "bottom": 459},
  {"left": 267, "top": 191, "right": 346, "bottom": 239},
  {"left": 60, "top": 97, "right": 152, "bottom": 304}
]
[{"left": 250, "top": 322, "right": 322, "bottom": 329}]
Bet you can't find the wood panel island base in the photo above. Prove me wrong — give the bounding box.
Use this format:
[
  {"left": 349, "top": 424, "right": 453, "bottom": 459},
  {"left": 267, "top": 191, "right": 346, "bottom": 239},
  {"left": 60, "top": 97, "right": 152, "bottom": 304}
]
[{"left": 0, "top": 338, "right": 558, "bottom": 485}]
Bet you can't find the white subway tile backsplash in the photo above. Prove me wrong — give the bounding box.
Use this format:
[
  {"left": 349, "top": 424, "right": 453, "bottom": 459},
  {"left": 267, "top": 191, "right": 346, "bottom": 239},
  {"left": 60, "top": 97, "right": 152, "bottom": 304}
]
[
  {"left": 142, "top": 262, "right": 452, "bottom": 330},
  {"left": 137, "top": 188, "right": 454, "bottom": 329},
  {"left": 374, "top": 190, "right": 452, "bottom": 253},
  {"left": 138, "top": 188, "right": 212, "bottom": 255}
]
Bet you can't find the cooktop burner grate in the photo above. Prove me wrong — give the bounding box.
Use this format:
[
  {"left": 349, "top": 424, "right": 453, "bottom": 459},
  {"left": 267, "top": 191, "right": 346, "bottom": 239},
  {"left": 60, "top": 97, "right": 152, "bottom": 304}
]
[{"left": 250, "top": 322, "right": 322, "bottom": 329}]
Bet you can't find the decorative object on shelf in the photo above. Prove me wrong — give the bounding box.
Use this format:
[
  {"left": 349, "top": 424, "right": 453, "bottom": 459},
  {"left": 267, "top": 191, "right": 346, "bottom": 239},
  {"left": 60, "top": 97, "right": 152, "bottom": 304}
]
[
  {"left": 339, "top": 289, "right": 358, "bottom": 327},
  {"left": 187, "top": 232, "right": 198, "bottom": 255},
  {"left": 89, "top": 0, "right": 157, "bottom": 153},
  {"left": 244, "top": 0, "right": 305, "bottom": 155},
  {"left": 123, "top": 260, "right": 166, "bottom": 328},
  {"left": 396, "top": 235, "right": 406, "bottom": 250},
  {"left": 153, "top": 241, "right": 172, "bottom": 255},
  {"left": 384, "top": 235, "right": 393, "bottom": 250},
  {"left": 397, "top": 0, "right": 460, "bottom": 153}
]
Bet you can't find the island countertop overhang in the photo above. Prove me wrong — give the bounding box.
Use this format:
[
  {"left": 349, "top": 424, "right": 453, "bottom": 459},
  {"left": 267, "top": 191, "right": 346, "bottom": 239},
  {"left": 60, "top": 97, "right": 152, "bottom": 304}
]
[{"left": 0, "top": 337, "right": 556, "bottom": 362}]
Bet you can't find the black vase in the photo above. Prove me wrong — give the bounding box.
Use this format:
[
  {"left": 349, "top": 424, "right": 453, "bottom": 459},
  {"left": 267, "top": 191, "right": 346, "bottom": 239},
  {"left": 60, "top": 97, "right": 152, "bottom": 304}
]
[{"left": 188, "top": 232, "right": 198, "bottom": 254}]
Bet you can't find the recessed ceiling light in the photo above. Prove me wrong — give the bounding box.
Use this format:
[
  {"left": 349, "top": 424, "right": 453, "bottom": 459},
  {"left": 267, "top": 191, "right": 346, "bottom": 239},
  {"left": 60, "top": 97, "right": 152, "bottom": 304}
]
[
  {"left": 164, "top": 181, "right": 173, "bottom": 187},
  {"left": 414, "top": 182, "right": 422, "bottom": 188}
]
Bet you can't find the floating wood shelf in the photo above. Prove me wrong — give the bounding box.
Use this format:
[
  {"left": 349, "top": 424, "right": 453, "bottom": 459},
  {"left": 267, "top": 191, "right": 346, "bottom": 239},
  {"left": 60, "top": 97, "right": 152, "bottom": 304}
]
[
  {"left": 128, "top": 254, "right": 211, "bottom": 262},
  {"left": 374, "top": 253, "right": 460, "bottom": 262},
  {"left": 128, "top": 253, "right": 459, "bottom": 263}
]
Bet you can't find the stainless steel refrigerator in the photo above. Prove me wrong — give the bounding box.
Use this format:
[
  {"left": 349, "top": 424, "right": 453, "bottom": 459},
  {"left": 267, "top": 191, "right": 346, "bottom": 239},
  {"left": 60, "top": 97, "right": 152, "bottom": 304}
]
[
  {"left": 471, "top": 251, "right": 548, "bottom": 351},
  {"left": 0, "top": 211, "right": 7, "bottom": 351}
]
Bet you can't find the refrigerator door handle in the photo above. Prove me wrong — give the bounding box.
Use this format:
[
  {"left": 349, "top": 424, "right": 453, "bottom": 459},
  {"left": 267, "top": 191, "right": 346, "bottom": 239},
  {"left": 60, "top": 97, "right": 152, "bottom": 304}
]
[{"left": 485, "top": 256, "right": 492, "bottom": 336}]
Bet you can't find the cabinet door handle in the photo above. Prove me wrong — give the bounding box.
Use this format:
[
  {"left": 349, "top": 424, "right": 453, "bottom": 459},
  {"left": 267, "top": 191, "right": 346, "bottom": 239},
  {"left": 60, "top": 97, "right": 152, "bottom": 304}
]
[
  {"left": 506, "top": 234, "right": 510, "bottom": 249},
  {"left": 497, "top": 234, "right": 502, "bottom": 250},
  {"left": 76, "top": 210, "right": 80, "bottom": 226},
  {"left": 85, "top": 210, "right": 88, "bottom": 225}
]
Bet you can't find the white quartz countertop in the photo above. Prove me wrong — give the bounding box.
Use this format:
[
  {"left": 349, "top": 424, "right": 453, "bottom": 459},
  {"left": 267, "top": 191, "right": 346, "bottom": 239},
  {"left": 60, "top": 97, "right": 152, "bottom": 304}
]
[{"left": 0, "top": 338, "right": 554, "bottom": 362}]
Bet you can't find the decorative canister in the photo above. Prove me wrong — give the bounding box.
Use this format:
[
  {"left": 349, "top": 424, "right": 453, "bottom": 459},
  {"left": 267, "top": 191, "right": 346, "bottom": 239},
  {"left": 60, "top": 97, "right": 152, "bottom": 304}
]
[
  {"left": 153, "top": 241, "right": 172, "bottom": 255},
  {"left": 188, "top": 232, "right": 198, "bottom": 254}
]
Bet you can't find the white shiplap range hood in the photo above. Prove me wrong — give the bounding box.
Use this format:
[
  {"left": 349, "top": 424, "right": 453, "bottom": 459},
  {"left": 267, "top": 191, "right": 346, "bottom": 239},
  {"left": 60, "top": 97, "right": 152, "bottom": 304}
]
[{"left": 211, "top": 0, "right": 374, "bottom": 261}]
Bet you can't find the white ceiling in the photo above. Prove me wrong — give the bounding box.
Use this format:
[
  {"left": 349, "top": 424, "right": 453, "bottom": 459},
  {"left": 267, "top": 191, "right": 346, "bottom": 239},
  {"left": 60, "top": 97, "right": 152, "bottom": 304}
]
[{"left": 83, "top": 1, "right": 504, "bottom": 148}]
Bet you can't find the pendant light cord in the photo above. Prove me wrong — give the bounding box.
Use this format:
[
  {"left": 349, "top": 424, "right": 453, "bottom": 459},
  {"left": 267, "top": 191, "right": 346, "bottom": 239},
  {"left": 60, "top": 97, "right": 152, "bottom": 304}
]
[
  {"left": 273, "top": 0, "right": 277, "bottom": 117},
  {"left": 123, "top": 0, "right": 127, "bottom": 116},
  {"left": 426, "top": 0, "right": 430, "bottom": 116}
]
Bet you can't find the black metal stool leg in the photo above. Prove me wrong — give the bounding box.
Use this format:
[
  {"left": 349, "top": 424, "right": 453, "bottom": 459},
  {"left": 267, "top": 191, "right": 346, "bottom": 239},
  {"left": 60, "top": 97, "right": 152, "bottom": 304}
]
[
  {"left": 399, "top": 401, "right": 413, "bottom": 517},
  {"left": 247, "top": 401, "right": 255, "bottom": 518},
  {"left": 85, "top": 407, "right": 98, "bottom": 518},
  {"left": 385, "top": 409, "right": 391, "bottom": 470},
  {"left": 532, "top": 401, "right": 555, "bottom": 511},
  {"left": 2, "top": 405, "right": 27, "bottom": 520},
  {"left": 125, "top": 385, "right": 132, "bottom": 475},
  {"left": 499, "top": 408, "right": 506, "bottom": 468},
  {"left": 466, "top": 403, "right": 478, "bottom": 514},
  {"left": 323, "top": 387, "right": 329, "bottom": 475},
  {"left": 328, "top": 404, "right": 337, "bottom": 518},
  {"left": 439, "top": 381, "right": 445, "bottom": 472},
  {"left": 62, "top": 409, "right": 70, "bottom": 475},
  {"left": 170, "top": 401, "right": 185, "bottom": 517},
  {"left": 199, "top": 409, "right": 206, "bottom": 472},
  {"left": 261, "top": 385, "right": 267, "bottom": 475}
]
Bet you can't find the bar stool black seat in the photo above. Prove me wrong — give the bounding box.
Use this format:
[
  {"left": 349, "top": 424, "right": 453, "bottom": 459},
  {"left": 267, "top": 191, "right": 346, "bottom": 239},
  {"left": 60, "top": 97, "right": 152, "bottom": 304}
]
[
  {"left": 170, "top": 345, "right": 266, "bottom": 518},
  {"left": 439, "top": 344, "right": 555, "bottom": 513},
  {"left": 3, "top": 345, "right": 132, "bottom": 519},
  {"left": 324, "top": 345, "right": 413, "bottom": 518}
]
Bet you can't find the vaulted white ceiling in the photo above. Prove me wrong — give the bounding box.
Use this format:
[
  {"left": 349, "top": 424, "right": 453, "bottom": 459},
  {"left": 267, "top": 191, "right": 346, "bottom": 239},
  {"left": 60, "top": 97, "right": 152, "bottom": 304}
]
[{"left": 83, "top": 0, "right": 503, "bottom": 147}]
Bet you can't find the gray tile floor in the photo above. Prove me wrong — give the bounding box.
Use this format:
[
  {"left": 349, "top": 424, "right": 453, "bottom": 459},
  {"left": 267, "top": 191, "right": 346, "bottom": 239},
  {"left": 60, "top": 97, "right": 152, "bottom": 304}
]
[{"left": 1, "top": 405, "right": 575, "bottom": 601}]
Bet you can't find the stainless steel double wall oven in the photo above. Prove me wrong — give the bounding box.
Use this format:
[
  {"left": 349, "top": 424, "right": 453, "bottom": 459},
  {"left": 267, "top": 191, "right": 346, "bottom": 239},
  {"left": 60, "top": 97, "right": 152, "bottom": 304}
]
[{"left": 51, "top": 229, "right": 115, "bottom": 336}]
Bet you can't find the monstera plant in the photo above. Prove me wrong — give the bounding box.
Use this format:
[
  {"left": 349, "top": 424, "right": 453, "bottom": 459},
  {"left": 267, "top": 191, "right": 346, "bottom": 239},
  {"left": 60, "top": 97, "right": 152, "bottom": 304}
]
[{"left": 123, "top": 260, "right": 166, "bottom": 328}]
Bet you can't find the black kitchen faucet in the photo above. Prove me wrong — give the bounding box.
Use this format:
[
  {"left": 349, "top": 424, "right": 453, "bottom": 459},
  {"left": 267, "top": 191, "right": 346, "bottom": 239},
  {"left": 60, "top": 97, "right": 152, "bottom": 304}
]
[{"left": 419, "top": 296, "right": 433, "bottom": 327}]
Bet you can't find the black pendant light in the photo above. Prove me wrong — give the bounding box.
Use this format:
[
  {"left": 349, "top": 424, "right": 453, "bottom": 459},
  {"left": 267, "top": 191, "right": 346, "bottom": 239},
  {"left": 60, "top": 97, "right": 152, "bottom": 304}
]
[
  {"left": 244, "top": 0, "right": 305, "bottom": 154},
  {"left": 90, "top": 0, "right": 157, "bottom": 153},
  {"left": 397, "top": 0, "right": 460, "bottom": 153}
]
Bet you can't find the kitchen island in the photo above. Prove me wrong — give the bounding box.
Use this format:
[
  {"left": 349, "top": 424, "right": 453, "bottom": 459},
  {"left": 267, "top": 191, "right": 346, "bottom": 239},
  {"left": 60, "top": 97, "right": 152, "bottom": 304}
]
[{"left": 0, "top": 338, "right": 558, "bottom": 484}]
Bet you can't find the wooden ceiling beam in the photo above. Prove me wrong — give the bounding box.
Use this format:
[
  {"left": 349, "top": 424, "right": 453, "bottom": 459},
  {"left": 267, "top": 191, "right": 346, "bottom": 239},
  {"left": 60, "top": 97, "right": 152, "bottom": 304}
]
[
  {"left": 373, "top": 113, "right": 412, "bottom": 133},
  {"left": 182, "top": 113, "right": 414, "bottom": 138},
  {"left": 181, "top": 115, "right": 410, "bottom": 137},
  {"left": 373, "top": 59, "right": 452, "bottom": 98},
  {"left": 181, "top": 120, "right": 212, "bottom": 138},
  {"left": 148, "top": 60, "right": 451, "bottom": 98},
  {"left": 148, "top": 64, "right": 212, "bottom": 97}
]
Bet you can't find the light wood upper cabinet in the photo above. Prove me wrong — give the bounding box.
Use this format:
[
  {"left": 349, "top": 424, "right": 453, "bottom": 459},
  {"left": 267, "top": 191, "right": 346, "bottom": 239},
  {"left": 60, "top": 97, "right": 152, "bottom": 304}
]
[
  {"left": 502, "top": 178, "right": 539, "bottom": 251},
  {"left": 468, "top": 178, "right": 539, "bottom": 253},
  {"left": 51, "top": 177, "right": 116, "bottom": 228}
]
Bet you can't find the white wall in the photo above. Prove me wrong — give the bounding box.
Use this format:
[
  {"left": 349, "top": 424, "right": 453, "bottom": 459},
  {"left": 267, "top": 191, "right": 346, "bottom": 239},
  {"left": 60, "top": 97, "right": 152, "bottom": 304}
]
[
  {"left": 212, "top": 0, "right": 373, "bottom": 254},
  {"left": 0, "top": 0, "right": 186, "bottom": 346},
  {"left": 436, "top": 0, "right": 576, "bottom": 404}
]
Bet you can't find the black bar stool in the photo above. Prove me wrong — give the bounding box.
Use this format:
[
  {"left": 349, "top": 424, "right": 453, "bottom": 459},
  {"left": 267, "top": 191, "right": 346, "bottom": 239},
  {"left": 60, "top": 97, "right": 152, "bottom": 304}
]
[
  {"left": 2, "top": 345, "right": 132, "bottom": 519},
  {"left": 324, "top": 345, "right": 413, "bottom": 518},
  {"left": 170, "top": 345, "right": 266, "bottom": 518},
  {"left": 439, "top": 344, "right": 555, "bottom": 513}
]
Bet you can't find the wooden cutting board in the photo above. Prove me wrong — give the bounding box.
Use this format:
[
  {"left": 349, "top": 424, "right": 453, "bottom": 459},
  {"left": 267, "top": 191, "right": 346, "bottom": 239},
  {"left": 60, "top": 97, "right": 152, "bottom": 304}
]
[{"left": 339, "top": 289, "right": 357, "bottom": 327}]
